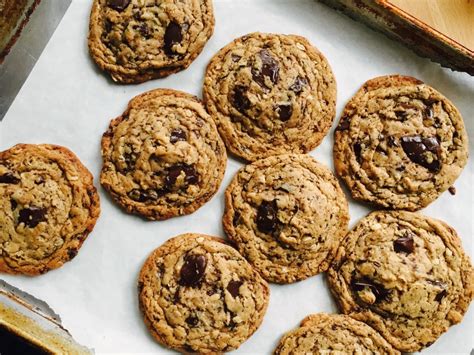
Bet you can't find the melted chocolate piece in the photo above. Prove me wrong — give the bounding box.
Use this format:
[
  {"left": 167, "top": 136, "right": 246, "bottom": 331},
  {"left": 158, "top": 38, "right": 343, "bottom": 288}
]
[
  {"left": 179, "top": 254, "right": 207, "bottom": 287},
  {"left": 252, "top": 49, "right": 279, "bottom": 88},
  {"left": 448, "top": 186, "right": 456, "bottom": 195},
  {"left": 170, "top": 129, "right": 187, "bottom": 143},
  {"left": 232, "top": 86, "right": 250, "bottom": 114},
  {"left": 18, "top": 207, "right": 47, "bottom": 228},
  {"left": 435, "top": 289, "right": 447, "bottom": 302},
  {"left": 289, "top": 76, "right": 308, "bottom": 94},
  {"left": 227, "top": 280, "right": 243, "bottom": 298},
  {"left": 276, "top": 104, "right": 292, "bottom": 121},
  {"left": 165, "top": 164, "right": 198, "bottom": 187},
  {"left": 393, "top": 234, "right": 415, "bottom": 254},
  {"left": 256, "top": 200, "right": 278, "bottom": 234},
  {"left": 185, "top": 316, "right": 199, "bottom": 327},
  {"left": 107, "top": 0, "right": 130, "bottom": 11},
  {"left": 400, "top": 136, "right": 441, "bottom": 172},
  {"left": 336, "top": 119, "right": 350, "bottom": 131},
  {"left": 351, "top": 277, "right": 389, "bottom": 303},
  {"left": 128, "top": 189, "right": 159, "bottom": 202},
  {"left": 163, "top": 22, "right": 183, "bottom": 56},
  {"left": 354, "top": 142, "right": 362, "bottom": 161},
  {"left": 0, "top": 173, "right": 20, "bottom": 184},
  {"left": 10, "top": 199, "right": 18, "bottom": 210}
]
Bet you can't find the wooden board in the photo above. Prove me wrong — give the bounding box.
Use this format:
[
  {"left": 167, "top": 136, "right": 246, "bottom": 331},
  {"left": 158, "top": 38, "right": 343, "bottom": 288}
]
[{"left": 389, "top": 0, "right": 474, "bottom": 51}]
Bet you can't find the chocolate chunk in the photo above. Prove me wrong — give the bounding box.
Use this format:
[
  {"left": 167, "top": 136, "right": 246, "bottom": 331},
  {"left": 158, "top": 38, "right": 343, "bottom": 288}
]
[
  {"left": 231, "top": 86, "right": 250, "bottom": 114},
  {"left": 435, "top": 289, "right": 447, "bottom": 302},
  {"left": 289, "top": 76, "right": 308, "bottom": 94},
  {"left": 227, "top": 280, "right": 243, "bottom": 298},
  {"left": 10, "top": 199, "right": 18, "bottom": 210},
  {"left": 256, "top": 200, "right": 278, "bottom": 234},
  {"left": 138, "top": 23, "right": 150, "bottom": 38},
  {"left": 400, "top": 136, "right": 441, "bottom": 172},
  {"left": 0, "top": 173, "right": 20, "bottom": 184},
  {"left": 163, "top": 22, "right": 183, "bottom": 56},
  {"left": 123, "top": 150, "right": 137, "bottom": 170},
  {"left": 165, "top": 164, "right": 198, "bottom": 188},
  {"left": 336, "top": 118, "right": 350, "bottom": 131},
  {"left": 231, "top": 54, "right": 241, "bottom": 62},
  {"left": 128, "top": 189, "right": 159, "bottom": 202},
  {"left": 179, "top": 254, "right": 207, "bottom": 287},
  {"left": 351, "top": 277, "right": 389, "bottom": 303},
  {"left": 185, "top": 316, "right": 199, "bottom": 327},
  {"left": 252, "top": 49, "right": 279, "bottom": 88},
  {"left": 107, "top": 0, "right": 130, "bottom": 11},
  {"left": 67, "top": 248, "right": 78, "bottom": 260},
  {"left": 276, "top": 104, "right": 292, "bottom": 121},
  {"left": 393, "top": 234, "right": 415, "bottom": 254},
  {"left": 354, "top": 142, "right": 362, "bottom": 161},
  {"left": 18, "top": 207, "right": 47, "bottom": 228},
  {"left": 448, "top": 186, "right": 456, "bottom": 195},
  {"left": 170, "top": 129, "right": 187, "bottom": 143}
]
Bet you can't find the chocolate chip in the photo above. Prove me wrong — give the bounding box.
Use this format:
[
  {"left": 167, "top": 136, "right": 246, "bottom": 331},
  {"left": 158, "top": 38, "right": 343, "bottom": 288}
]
[
  {"left": 351, "top": 277, "right": 389, "bottom": 303},
  {"left": 354, "top": 142, "right": 362, "bottom": 161},
  {"left": 400, "top": 136, "right": 441, "bottom": 172},
  {"left": 393, "top": 234, "right": 415, "bottom": 254},
  {"left": 185, "top": 316, "right": 199, "bottom": 327},
  {"left": 107, "top": 0, "right": 130, "bottom": 11},
  {"left": 448, "top": 186, "right": 456, "bottom": 195},
  {"left": 336, "top": 118, "right": 350, "bottom": 131},
  {"left": 10, "top": 199, "right": 17, "bottom": 210},
  {"left": 170, "top": 129, "right": 186, "bottom": 143},
  {"left": 276, "top": 104, "right": 292, "bottom": 121},
  {"left": 138, "top": 23, "right": 150, "bottom": 38},
  {"left": 0, "top": 173, "right": 20, "bottom": 184},
  {"left": 289, "top": 76, "right": 308, "bottom": 94},
  {"left": 18, "top": 207, "right": 47, "bottom": 228},
  {"left": 67, "top": 248, "right": 78, "bottom": 260},
  {"left": 227, "top": 280, "right": 243, "bottom": 298},
  {"left": 179, "top": 254, "right": 207, "bottom": 287},
  {"left": 252, "top": 49, "right": 279, "bottom": 89},
  {"left": 231, "top": 54, "right": 241, "bottom": 62},
  {"left": 435, "top": 289, "right": 447, "bottom": 302},
  {"left": 231, "top": 86, "right": 250, "bottom": 114},
  {"left": 165, "top": 164, "right": 198, "bottom": 188},
  {"left": 163, "top": 22, "right": 183, "bottom": 56},
  {"left": 128, "top": 189, "right": 159, "bottom": 202},
  {"left": 256, "top": 200, "right": 278, "bottom": 234}
]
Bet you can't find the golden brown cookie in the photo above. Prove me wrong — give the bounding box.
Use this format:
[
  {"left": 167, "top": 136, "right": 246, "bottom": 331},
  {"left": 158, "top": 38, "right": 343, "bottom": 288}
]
[
  {"left": 88, "top": 0, "right": 214, "bottom": 83},
  {"left": 274, "top": 313, "right": 400, "bottom": 354},
  {"left": 327, "top": 210, "right": 474, "bottom": 352},
  {"left": 334, "top": 75, "right": 468, "bottom": 211},
  {"left": 203, "top": 32, "right": 336, "bottom": 161},
  {"left": 0, "top": 144, "right": 100, "bottom": 275},
  {"left": 223, "top": 154, "right": 349, "bottom": 283},
  {"left": 100, "top": 89, "right": 227, "bottom": 220},
  {"left": 138, "top": 233, "right": 270, "bottom": 353}
]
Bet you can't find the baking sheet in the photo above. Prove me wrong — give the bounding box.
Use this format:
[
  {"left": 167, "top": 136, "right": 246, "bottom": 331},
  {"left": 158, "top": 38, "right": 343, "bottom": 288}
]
[{"left": 0, "top": 0, "right": 473, "bottom": 353}]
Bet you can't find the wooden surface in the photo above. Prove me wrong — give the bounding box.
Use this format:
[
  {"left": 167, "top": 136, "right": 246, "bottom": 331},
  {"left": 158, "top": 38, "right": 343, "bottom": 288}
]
[{"left": 388, "top": 0, "right": 474, "bottom": 50}]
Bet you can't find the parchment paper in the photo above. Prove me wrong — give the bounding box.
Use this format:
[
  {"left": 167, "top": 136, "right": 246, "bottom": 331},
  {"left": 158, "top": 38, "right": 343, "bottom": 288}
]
[{"left": 1, "top": 0, "right": 473, "bottom": 353}]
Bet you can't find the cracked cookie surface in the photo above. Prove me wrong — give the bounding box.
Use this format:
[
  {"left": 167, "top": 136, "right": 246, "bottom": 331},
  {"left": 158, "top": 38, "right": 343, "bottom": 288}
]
[
  {"left": 88, "top": 0, "right": 214, "bottom": 83},
  {"left": 100, "top": 89, "right": 226, "bottom": 220},
  {"left": 223, "top": 154, "right": 349, "bottom": 283},
  {"left": 138, "top": 233, "right": 270, "bottom": 353},
  {"left": 333, "top": 75, "right": 468, "bottom": 211},
  {"left": 0, "top": 144, "right": 100, "bottom": 275},
  {"left": 203, "top": 32, "right": 336, "bottom": 162},
  {"left": 274, "top": 313, "right": 399, "bottom": 354},
  {"left": 327, "top": 211, "right": 474, "bottom": 352}
]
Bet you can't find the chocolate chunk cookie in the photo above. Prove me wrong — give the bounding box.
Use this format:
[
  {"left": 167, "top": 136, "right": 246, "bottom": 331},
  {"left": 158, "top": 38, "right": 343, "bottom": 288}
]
[
  {"left": 88, "top": 0, "right": 214, "bottom": 83},
  {"left": 100, "top": 89, "right": 226, "bottom": 220},
  {"left": 274, "top": 313, "right": 399, "bottom": 354},
  {"left": 223, "top": 154, "right": 349, "bottom": 283},
  {"left": 203, "top": 32, "right": 336, "bottom": 161},
  {"left": 327, "top": 211, "right": 474, "bottom": 352},
  {"left": 0, "top": 144, "right": 100, "bottom": 275},
  {"left": 138, "top": 233, "right": 270, "bottom": 353},
  {"left": 334, "top": 75, "right": 468, "bottom": 211}
]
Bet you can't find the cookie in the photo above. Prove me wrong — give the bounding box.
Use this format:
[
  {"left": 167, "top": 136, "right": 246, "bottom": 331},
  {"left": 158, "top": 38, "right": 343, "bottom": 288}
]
[
  {"left": 274, "top": 313, "right": 399, "bottom": 354},
  {"left": 100, "top": 89, "right": 226, "bottom": 220},
  {"left": 88, "top": 0, "right": 214, "bottom": 84},
  {"left": 0, "top": 144, "right": 100, "bottom": 275},
  {"left": 327, "top": 211, "right": 474, "bottom": 352},
  {"left": 138, "top": 233, "right": 270, "bottom": 353},
  {"left": 203, "top": 32, "right": 336, "bottom": 162},
  {"left": 333, "top": 75, "right": 468, "bottom": 211},
  {"left": 223, "top": 154, "right": 349, "bottom": 283}
]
